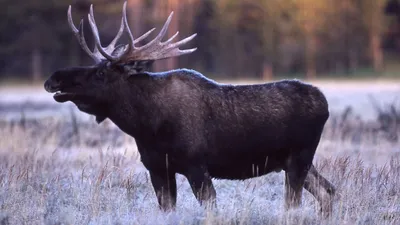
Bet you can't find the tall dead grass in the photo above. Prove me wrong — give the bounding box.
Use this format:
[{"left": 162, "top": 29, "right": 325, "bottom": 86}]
[{"left": 0, "top": 118, "right": 399, "bottom": 224}]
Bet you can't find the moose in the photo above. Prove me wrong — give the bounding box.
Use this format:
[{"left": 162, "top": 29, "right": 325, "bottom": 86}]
[{"left": 44, "top": 2, "right": 335, "bottom": 216}]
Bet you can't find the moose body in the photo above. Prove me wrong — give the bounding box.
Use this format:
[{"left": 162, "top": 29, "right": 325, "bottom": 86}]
[
  {"left": 45, "top": 2, "right": 335, "bottom": 217},
  {"left": 110, "top": 69, "right": 328, "bottom": 180}
]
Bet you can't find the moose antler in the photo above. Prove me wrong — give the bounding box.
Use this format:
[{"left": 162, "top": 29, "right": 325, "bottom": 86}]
[
  {"left": 68, "top": 6, "right": 125, "bottom": 63},
  {"left": 68, "top": 1, "right": 197, "bottom": 64}
]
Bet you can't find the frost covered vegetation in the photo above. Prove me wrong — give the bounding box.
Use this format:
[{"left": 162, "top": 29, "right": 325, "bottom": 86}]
[{"left": 0, "top": 89, "right": 399, "bottom": 224}]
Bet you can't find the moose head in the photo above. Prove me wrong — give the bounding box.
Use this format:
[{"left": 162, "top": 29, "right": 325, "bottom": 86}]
[{"left": 44, "top": 2, "right": 197, "bottom": 123}]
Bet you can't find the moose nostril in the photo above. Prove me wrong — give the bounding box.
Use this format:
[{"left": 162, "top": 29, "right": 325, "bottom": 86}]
[{"left": 44, "top": 79, "right": 61, "bottom": 92}]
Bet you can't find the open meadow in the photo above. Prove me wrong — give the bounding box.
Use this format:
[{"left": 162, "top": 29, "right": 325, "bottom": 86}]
[{"left": 0, "top": 80, "right": 399, "bottom": 225}]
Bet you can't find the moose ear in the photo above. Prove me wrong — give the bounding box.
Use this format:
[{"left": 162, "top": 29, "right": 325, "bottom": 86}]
[{"left": 123, "top": 60, "right": 154, "bottom": 76}]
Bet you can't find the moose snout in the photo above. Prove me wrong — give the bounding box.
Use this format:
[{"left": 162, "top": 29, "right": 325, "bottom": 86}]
[{"left": 44, "top": 75, "right": 61, "bottom": 93}]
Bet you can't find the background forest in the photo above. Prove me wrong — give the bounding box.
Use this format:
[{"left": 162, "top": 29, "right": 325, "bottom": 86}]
[
  {"left": 2, "top": 0, "right": 400, "bottom": 83},
  {"left": 0, "top": 1, "right": 399, "bottom": 224}
]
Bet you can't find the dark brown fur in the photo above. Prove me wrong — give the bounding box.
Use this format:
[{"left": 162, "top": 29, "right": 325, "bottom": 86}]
[{"left": 44, "top": 62, "right": 335, "bottom": 216}]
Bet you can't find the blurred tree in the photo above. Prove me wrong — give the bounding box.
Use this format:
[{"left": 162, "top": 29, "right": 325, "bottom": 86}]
[
  {"left": 0, "top": 0, "right": 125, "bottom": 82},
  {"left": 149, "top": 0, "right": 181, "bottom": 72},
  {"left": 236, "top": 0, "right": 266, "bottom": 78},
  {"left": 317, "top": 0, "right": 367, "bottom": 75},
  {"left": 384, "top": 0, "right": 400, "bottom": 53},
  {"left": 214, "top": 0, "right": 239, "bottom": 78},
  {"left": 191, "top": 0, "right": 217, "bottom": 73},
  {"left": 291, "top": 0, "right": 331, "bottom": 79},
  {"left": 0, "top": 0, "right": 67, "bottom": 81},
  {"left": 261, "top": 0, "right": 301, "bottom": 79},
  {"left": 215, "top": 0, "right": 267, "bottom": 78},
  {"left": 361, "top": 0, "right": 388, "bottom": 72},
  {"left": 128, "top": 0, "right": 144, "bottom": 36},
  {"left": 0, "top": 0, "right": 395, "bottom": 82}
]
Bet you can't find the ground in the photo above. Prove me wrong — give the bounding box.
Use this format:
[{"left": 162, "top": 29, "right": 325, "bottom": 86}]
[{"left": 0, "top": 80, "right": 399, "bottom": 225}]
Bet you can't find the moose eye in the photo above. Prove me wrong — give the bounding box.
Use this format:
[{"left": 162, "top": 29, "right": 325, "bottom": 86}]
[{"left": 97, "top": 71, "right": 105, "bottom": 77}]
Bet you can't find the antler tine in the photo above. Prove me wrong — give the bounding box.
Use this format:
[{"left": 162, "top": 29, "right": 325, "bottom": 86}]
[
  {"left": 122, "top": 1, "right": 135, "bottom": 48},
  {"left": 153, "top": 12, "right": 174, "bottom": 43},
  {"left": 147, "top": 33, "right": 198, "bottom": 60},
  {"left": 164, "top": 31, "right": 179, "bottom": 44},
  {"left": 138, "top": 12, "right": 174, "bottom": 50},
  {"left": 67, "top": 6, "right": 101, "bottom": 63},
  {"left": 110, "top": 1, "right": 155, "bottom": 61},
  {"left": 168, "top": 33, "right": 197, "bottom": 48},
  {"left": 105, "top": 17, "right": 125, "bottom": 52},
  {"left": 89, "top": 3, "right": 141, "bottom": 59},
  {"left": 119, "top": 1, "right": 134, "bottom": 55},
  {"left": 179, "top": 48, "right": 198, "bottom": 54},
  {"left": 88, "top": 4, "right": 118, "bottom": 61},
  {"left": 115, "top": 1, "right": 157, "bottom": 61},
  {"left": 77, "top": 20, "right": 95, "bottom": 56},
  {"left": 88, "top": 4, "right": 100, "bottom": 56},
  {"left": 123, "top": 1, "right": 159, "bottom": 46},
  {"left": 161, "top": 34, "right": 198, "bottom": 58},
  {"left": 133, "top": 28, "right": 156, "bottom": 45},
  {"left": 116, "top": 10, "right": 197, "bottom": 62},
  {"left": 159, "top": 47, "right": 198, "bottom": 59}
]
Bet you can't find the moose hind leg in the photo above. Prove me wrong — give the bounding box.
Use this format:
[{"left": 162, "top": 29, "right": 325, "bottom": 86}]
[
  {"left": 284, "top": 147, "right": 318, "bottom": 210},
  {"left": 304, "top": 164, "right": 335, "bottom": 217},
  {"left": 149, "top": 170, "right": 177, "bottom": 211},
  {"left": 284, "top": 164, "right": 308, "bottom": 209},
  {"left": 186, "top": 167, "right": 216, "bottom": 208}
]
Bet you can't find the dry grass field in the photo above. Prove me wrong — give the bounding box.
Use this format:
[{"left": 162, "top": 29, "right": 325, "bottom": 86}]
[{"left": 0, "top": 80, "right": 399, "bottom": 225}]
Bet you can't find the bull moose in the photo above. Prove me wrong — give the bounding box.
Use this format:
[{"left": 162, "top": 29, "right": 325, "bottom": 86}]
[{"left": 44, "top": 2, "right": 335, "bottom": 216}]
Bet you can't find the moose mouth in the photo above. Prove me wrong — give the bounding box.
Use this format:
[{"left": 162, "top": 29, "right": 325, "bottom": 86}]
[
  {"left": 45, "top": 86, "right": 87, "bottom": 103},
  {"left": 53, "top": 91, "right": 77, "bottom": 103}
]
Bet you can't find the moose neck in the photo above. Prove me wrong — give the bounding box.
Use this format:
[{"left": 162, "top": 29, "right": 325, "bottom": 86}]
[{"left": 106, "top": 73, "right": 161, "bottom": 140}]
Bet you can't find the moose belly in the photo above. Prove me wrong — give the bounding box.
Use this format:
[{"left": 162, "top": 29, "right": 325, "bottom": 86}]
[
  {"left": 205, "top": 129, "right": 291, "bottom": 179},
  {"left": 206, "top": 154, "right": 287, "bottom": 180}
]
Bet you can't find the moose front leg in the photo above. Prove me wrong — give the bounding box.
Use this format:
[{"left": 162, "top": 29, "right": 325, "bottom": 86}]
[
  {"left": 186, "top": 167, "right": 216, "bottom": 208},
  {"left": 149, "top": 170, "right": 177, "bottom": 211}
]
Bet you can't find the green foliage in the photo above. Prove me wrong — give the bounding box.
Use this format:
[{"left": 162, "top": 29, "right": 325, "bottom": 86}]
[{"left": 0, "top": 0, "right": 397, "bottom": 81}]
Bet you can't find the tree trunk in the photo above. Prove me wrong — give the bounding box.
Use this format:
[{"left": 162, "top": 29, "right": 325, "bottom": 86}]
[
  {"left": 262, "top": 62, "right": 273, "bottom": 80},
  {"left": 305, "top": 34, "right": 317, "bottom": 79},
  {"left": 128, "top": 0, "right": 143, "bottom": 36},
  {"left": 31, "top": 48, "right": 42, "bottom": 83},
  {"left": 370, "top": 32, "right": 384, "bottom": 72},
  {"left": 151, "top": 0, "right": 180, "bottom": 72},
  {"left": 348, "top": 49, "right": 358, "bottom": 73},
  {"left": 166, "top": 0, "right": 179, "bottom": 71}
]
